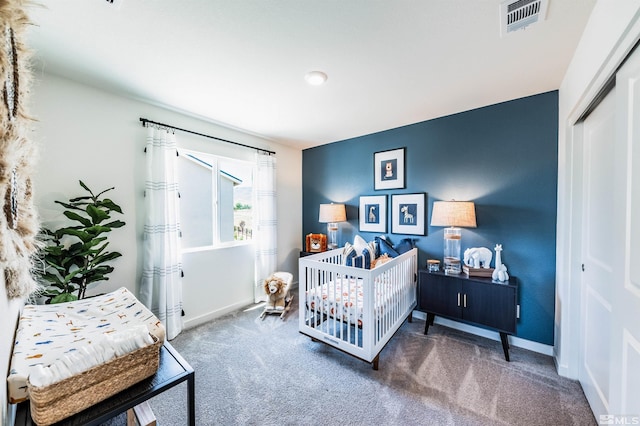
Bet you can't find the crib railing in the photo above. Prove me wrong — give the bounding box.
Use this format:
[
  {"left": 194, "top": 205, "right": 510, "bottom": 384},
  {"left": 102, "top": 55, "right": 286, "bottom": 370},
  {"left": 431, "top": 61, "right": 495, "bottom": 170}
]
[{"left": 299, "top": 248, "right": 417, "bottom": 365}]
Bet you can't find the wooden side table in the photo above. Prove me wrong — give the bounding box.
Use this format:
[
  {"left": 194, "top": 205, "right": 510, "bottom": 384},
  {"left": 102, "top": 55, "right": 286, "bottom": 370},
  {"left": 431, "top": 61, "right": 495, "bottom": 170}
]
[{"left": 14, "top": 341, "right": 195, "bottom": 426}]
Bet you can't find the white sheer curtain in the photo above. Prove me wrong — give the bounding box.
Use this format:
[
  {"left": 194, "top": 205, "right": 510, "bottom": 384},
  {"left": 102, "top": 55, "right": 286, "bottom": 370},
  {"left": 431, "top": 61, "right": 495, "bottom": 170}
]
[
  {"left": 140, "top": 125, "right": 183, "bottom": 340},
  {"left": 254, "top": 153, "right": 277, "bottom": 302}
]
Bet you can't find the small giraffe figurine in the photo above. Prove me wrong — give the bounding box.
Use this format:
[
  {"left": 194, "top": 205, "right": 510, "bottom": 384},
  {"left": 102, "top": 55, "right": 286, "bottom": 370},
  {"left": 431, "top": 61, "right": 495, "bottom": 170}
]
[{"left": 492, "top": 244, "right": 509, "bottom": 282}]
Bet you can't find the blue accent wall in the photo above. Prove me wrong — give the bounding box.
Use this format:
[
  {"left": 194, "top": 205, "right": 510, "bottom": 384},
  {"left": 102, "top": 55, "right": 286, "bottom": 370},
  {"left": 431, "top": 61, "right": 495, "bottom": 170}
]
[{"left": 302, "top": 91, "right": 558, "bottom": 345}]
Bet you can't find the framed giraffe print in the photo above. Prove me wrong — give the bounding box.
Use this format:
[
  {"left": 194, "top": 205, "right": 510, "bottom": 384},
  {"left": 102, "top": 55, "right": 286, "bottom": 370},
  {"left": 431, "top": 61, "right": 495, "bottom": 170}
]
[{"left": 359, "top": 195, "right": 387, "bottom": 233}]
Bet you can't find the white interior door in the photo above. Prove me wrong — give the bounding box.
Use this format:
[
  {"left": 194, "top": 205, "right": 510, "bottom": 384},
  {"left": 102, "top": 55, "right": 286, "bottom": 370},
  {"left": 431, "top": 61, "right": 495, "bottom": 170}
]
[
  {"left": 609, "top": 45, "right": 640, "bottom": 417},
  {"left": 579, "top": 87, "right": 616, "bottom": 416},
  {"left": 579, "top": 45, "right": 640, "bottom": 419}
]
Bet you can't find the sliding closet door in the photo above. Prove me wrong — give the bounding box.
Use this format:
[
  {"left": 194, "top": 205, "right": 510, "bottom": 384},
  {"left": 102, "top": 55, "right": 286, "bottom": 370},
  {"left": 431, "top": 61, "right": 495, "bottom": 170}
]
[
  {"left": 579, "top": 44, "right": 640, "bottom": 418},
  {"left": 579, "top": 88, "right": 616, "bottom": 417},
  {"left": 609, "top": 45, "right": 640, "bottom": 417}
]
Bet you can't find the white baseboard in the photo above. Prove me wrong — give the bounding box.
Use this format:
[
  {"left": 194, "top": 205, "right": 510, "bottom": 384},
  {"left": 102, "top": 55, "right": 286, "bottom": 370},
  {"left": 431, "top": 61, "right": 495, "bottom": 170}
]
[
  {"left": 183, "top": 282, "right": 300, "bottom": 331},
  {"left": 412, "top": 311, "right": 554, "bottom": 357},
  {"left": 183, "top": 297, "right": 255, "bottom": 330},
  {"left": 553, "top": 352, "right": 576, "bottom": 379}
]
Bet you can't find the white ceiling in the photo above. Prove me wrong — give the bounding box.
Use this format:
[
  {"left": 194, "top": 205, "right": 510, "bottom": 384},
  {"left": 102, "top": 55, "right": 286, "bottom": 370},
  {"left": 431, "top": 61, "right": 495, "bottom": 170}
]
[{"left": 25, "top": 0, "right": 595, "bottom": 149}]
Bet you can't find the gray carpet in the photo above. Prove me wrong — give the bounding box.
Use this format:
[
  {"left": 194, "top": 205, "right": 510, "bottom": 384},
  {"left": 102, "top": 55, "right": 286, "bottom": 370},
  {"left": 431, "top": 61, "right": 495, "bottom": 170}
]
[{"left": 104, "top": 292, "right": 595, "bottom": 425}]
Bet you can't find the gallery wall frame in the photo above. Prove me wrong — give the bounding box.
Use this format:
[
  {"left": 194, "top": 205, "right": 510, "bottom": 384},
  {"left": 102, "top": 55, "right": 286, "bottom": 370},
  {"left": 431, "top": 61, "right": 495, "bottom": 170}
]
[
  {"left": 374, "top": 148, "right": 405, "bottom": 190},
  {"left": 391, "top": 192, "right": 427, "bottom": 235},
  {"left": 359, "top": 195, "right": 387, "bottom": 233}
]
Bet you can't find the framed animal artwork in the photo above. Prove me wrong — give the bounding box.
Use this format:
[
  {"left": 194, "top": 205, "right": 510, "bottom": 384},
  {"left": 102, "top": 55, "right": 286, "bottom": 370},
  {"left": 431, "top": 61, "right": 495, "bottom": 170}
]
[
  {"left": 374, "top": 148, "right": 405, "bottom": 190},
  {"left": 359, "top": 195, "right": 387, "bottom": 233},
  {"left": 391, "top": 193, "right": 426, "bottom": 235},
  {"left": 305, "top": 233, "right": 327, "bottom": 253}
]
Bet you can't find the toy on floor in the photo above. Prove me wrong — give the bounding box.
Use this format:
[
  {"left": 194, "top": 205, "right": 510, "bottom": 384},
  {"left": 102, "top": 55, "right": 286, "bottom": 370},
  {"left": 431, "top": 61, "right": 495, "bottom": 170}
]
[{"left": 260, "top": 272, "right": 293, "bottom": 320}]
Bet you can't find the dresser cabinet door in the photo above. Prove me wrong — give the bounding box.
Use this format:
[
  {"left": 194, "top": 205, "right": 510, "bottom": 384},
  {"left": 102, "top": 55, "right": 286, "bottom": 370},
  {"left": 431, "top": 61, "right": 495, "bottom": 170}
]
[
  {"left": 461, "top": 281, "right": 516, "bottom": 334},
  {"left": 419, "top": 272, "right": 461, "bottom": 318}
]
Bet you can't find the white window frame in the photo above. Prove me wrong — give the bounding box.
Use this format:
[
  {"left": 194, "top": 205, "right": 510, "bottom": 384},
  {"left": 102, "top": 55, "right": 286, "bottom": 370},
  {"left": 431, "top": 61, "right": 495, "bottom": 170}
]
[{"left": 178, "top": 148, "right": 253, "bottom": 253}]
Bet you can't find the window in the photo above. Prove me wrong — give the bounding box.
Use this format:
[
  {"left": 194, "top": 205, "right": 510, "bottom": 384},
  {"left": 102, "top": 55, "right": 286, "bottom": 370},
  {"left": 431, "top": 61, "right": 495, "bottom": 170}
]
[{"left": 177, "top": 149, "right": 253, "bottom": 250}]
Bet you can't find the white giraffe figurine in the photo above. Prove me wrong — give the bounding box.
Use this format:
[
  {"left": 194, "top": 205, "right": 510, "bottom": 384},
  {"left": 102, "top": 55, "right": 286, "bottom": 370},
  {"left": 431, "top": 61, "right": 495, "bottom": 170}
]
[{"left": 492, "top": 244, "right": 509, "bottom": 282}]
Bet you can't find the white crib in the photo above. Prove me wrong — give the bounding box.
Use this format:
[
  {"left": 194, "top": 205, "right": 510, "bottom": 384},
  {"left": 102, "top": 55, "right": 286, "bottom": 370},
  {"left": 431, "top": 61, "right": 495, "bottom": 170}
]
[{"left": 298, "top": 247, "right": 417, "bottom": 369}]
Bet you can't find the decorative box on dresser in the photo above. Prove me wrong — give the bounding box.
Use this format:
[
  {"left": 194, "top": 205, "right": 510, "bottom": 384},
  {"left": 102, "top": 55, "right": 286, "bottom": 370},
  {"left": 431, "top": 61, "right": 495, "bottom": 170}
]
[{"left": 417, "top": 270, "right": 518, "bottom": 361}]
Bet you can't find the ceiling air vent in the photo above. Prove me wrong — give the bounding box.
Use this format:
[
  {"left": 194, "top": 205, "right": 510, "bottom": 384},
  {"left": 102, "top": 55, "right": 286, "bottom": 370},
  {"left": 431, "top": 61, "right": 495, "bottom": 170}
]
[{"left": 500, "top": 0, "right": 548, "bottom": 36}]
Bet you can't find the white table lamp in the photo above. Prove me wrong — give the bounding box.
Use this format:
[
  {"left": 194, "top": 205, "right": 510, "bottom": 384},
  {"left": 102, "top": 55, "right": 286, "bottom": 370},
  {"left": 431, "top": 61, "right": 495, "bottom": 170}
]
[{"left": 319, "top": 203, "right": 347, "bottom": 249}]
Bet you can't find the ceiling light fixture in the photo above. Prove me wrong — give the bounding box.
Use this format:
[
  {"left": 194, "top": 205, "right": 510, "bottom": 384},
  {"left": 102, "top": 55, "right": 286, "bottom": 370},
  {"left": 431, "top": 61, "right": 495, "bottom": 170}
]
[{"left": 305, "top": 71, "right": 328, "bottom": 86}]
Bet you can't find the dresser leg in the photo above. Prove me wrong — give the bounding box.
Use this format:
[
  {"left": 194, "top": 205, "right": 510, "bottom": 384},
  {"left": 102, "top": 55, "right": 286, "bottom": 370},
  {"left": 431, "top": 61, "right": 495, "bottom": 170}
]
[
  {"left": 424, "top": 313, "right": 435, "bottom": 334},
  {"left": 500, "top": 332, "right": 510, "bottom": 361}
]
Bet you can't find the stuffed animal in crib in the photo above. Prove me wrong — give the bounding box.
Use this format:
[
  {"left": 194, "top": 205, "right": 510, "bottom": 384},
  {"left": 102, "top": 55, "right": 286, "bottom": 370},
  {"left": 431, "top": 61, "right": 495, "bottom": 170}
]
[
  {"left": 463, "top": 247, "right": 493, "bottom": 269},
  {"left": 263, "top": 275, "right": 288, "bottom": 310}
]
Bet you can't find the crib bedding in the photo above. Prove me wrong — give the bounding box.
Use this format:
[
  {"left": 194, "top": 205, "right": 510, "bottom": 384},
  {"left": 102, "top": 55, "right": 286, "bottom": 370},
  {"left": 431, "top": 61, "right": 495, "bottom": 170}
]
[
  {"left": 8, "top": 287, "right": 165, "bottom": 403},
  {"left": 306, "top": 275, "right": 400, "bottom": 326}
]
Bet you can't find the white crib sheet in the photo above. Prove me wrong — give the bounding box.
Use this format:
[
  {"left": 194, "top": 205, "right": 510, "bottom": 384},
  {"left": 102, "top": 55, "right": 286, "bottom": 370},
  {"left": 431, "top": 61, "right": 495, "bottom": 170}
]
[
  {"left": 306, "top": 276, "right": 398, "bottom": 327},
  {"left": 7, "top": 287, "right": 165, "bottom": 403}
]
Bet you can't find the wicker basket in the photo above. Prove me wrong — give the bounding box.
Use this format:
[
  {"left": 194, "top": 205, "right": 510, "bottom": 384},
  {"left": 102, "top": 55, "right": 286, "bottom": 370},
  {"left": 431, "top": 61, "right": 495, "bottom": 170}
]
[{"left": 28, "top": 334, "right": 162, "bottom": 426}]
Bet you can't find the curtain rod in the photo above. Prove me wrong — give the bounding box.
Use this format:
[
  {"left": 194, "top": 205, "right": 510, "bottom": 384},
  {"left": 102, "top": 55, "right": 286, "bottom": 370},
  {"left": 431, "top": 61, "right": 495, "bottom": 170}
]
[{"left": 139, "top": 117, "right": 276, "bottom": 155}]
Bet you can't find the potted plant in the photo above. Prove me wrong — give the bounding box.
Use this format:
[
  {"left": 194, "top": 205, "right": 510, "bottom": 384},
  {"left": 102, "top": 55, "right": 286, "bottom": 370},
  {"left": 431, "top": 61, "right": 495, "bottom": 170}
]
[{"left": 39, "top": 180, "right": 125, "bottom": 304}]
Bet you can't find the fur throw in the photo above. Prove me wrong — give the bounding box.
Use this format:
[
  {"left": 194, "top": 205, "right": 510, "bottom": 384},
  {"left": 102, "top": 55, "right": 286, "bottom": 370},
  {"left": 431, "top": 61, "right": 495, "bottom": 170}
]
[{"left": 0, "top": 0, "right": 40, "bottom": 299}]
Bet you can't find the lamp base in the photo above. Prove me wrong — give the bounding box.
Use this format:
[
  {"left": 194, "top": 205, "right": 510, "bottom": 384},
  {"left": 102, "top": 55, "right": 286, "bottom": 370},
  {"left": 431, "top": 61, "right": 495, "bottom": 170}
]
[
  {"left": 444, "top": 257, "right": 462, "bottom": 274},
  {"left": 443, "top": 227, "right": 462, "bottom": 274},
  {"left": 327, "top": 222, "right": 338, "bottom": 250}
]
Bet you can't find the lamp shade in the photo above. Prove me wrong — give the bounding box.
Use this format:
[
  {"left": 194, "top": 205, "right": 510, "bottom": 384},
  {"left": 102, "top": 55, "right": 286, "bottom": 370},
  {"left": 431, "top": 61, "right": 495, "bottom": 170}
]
[
  {"left": 430, "top": 201, "right": 477, "bottom": 228},
  {"left": 319, "top": 203, "right": 347, "bottom": 223}
]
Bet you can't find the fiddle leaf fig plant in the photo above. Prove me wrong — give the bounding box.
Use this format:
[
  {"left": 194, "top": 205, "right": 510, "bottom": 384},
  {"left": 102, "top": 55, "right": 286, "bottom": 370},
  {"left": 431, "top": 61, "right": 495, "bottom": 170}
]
[{"left": 39, "top": 180, "right": 125, "bottom": 304}]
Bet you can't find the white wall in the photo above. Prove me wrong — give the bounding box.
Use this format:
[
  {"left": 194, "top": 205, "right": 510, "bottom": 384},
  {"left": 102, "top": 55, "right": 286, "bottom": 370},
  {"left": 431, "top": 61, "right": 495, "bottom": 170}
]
[
  {"left": 555, "top": 0, "right": 640, "bottom": 378},
  {"left": 27, "top": 72, "right": 303, "bottom": 329}
]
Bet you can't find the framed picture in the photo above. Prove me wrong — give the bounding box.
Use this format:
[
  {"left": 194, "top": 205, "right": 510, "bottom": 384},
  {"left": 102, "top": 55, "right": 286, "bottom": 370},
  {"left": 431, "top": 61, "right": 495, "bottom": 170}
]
[
  {"left": 391, "top": 193, "right": 427, "bottom": 235},
  {"left": 359, "top": 195, "right": 387, "bottom": 233},
  {"left": 374, "top": 148, "right": 405, "bottom": 190}
]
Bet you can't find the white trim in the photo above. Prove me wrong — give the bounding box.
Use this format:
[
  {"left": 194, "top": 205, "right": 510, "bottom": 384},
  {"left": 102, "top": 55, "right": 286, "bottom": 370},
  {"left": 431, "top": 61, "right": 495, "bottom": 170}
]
[
  {"left": 183, "top": 297, "right": 255, "bottom": 330},
  {"left": 181, "top": 240, "right": 254, "bottom": 254},
  {"left": 412, "top": 311, "right": 554, "bottom": 356}
]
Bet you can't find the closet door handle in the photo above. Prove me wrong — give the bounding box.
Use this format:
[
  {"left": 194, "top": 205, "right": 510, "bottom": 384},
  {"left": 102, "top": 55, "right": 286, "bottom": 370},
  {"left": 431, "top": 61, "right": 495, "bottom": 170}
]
[
  {"left": 463, "top": 294, "right": 467, "bottom": 308},
  {"left": 457, "top": 292, "right": 461, "bottom": 307}
]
